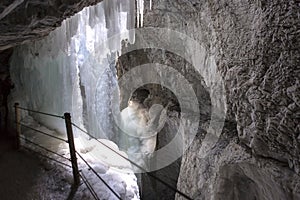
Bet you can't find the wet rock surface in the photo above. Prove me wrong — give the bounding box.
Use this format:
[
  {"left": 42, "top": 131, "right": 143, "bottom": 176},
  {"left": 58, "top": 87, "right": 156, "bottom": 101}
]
[{"left": 0, "top": 0, "right": 102, "bottom": 50}]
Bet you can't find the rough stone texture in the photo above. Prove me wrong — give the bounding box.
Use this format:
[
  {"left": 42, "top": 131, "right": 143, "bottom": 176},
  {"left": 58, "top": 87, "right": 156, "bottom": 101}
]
[
  {"left": 124, "top": 0, "right": 300, "bottom": 199},
  {"left": 118, "top": 49, "right": 212, "bottom": 199},
  {"left": 0, "top": 0, "right": 102, "bottom": 50},
  {"left": 208, "top": 0, "right": 300, "bottom": 174},
  {"left": 1, "top": 0, "right": 299, "bottom": 199}
]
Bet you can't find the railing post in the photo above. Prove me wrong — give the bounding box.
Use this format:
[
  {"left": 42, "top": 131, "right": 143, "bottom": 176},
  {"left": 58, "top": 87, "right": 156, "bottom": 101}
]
[
  {"left": 14, "top": 103, "right": 21, "bottom": 149},
  {"left": 64, "top": 112, "right": 80, "bottom": 186}
]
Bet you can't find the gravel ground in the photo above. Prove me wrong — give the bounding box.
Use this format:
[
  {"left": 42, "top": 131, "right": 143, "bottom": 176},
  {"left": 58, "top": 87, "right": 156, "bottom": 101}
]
[{"left": 0, "top": 130, "right": 85, "bottom": 200}]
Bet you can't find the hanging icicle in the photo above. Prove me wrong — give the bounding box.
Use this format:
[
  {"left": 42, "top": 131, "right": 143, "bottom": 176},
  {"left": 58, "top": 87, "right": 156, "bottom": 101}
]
[
  {"left": 140, "top": 0, "right": 144, "bottom": 27},
  {"left": 136, "top": 0, "right": 144, "bottom": 27}
]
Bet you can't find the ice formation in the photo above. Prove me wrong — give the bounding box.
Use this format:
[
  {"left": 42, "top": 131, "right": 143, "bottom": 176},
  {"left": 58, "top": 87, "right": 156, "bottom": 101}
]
[
  {"left": 10, "top": 0, "right": 135, "bottom": 139},
  {"left": 119, "top": 101, "right": 168, "bottom": 170},
  {"left": 20, "top": 116, "right": 139, "bottom": 199},
  {"left": 10, "top": 0, "right": 140, "bottom": 199},
  {"left": 136, "top": 0, "right": 152, "bottom": 27},
  {"left": 10, "top": 0, "right": 151, "bottom": 136},
  {"left": 9, "top": 0, "right": 157, "bottom": 197},
  {"left": 136, "top": 0, "right": 144, "bottom": 27}
]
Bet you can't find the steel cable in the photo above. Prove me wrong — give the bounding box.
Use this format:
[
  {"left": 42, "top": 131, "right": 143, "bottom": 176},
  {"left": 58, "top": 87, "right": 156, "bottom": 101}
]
[
  {"left": 76, "top": 151, "right": 122, "bottom": 200},
  {"left": 10, "top": 107, "right": 101, "bottom": 199},
  {"left": 18, "top": 122, "right": 68, "bottom": 143},
  {"left": 11, "top": 106, "right": 192, "bottom": 199},
  {"left": 71, "top": 122, "right": 193, "bottom": 200},
  {"left": 22, "top": 141, "right": 99, "bottom": 200},
  {"left": 20, "top": 135, "right": 71, "bottom": 162},
  {"left": 16, "top": 106, "right": 64, "bottom": 119},
  {"left": 21, "top": 145, "right": 72, "bottom": 168},
  {"left": 79, "top": 171, "right": 100, "bottom": 200}
]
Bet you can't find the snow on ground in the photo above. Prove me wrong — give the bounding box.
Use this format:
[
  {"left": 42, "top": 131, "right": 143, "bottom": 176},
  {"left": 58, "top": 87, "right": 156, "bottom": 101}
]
[
  {"left": 19, "top": 116, "right": 140, "bottom": 200},
  {"left": 7, "top": 0, "right": 143, "bottom": 198}
]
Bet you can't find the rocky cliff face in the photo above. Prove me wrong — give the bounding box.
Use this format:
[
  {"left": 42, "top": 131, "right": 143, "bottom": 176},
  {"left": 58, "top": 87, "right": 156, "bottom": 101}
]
[
  {"left": 0, "top": 0, "right": 102, "bottom": 50},
  {"left": 120, "top": 0, "right": 300, "bottom": 199},
  {"left": 1, "top": 0, "right": 299, "bottom": 199}
]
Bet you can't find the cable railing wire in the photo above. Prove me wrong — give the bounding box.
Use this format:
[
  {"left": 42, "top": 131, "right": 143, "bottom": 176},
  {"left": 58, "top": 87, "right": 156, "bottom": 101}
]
[
  {"left": 19, "top": 123, "right": 107, "bottom": 200},
  {"left": 21, "top": 145, "right": 72, "bottom": 168},
  {"left": 76, "top": 151, "right": 122, "bottom": 200},
  {"left": 20, "top": 132, "right": 112, "bottom": 200},
  {"left": 20, "top": 135, "right": 71, "bottom": 162},
  {"left": 16, "top": 106, "right": 64, "bottom": 119},
  {"left": 12, "top": 106, "right": 101, "bottom": 199},
  {"left": 71, "top": 122, "right": 193, "bottom": 200},
  {"left": 79, "top": 171, "right": 100, "bottom": 200},
  {"left": 21, "top": 137, "right": 99, "bottom": 200},
  {"left": 12, "top": 105, "right": 191, "bottom": 199},
  {"left": 18, "top": 122, "right": 68, "bottom": 143},
  {"left": 20, "top": 134, "right": 98, "bottom": 200}
]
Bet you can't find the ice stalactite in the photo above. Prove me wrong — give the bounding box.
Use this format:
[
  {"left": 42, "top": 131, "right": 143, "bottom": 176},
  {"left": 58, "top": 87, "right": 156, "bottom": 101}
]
[
  {"left": 10, "top": 1, "right": 140, "bottom": 198},
  {"left": 136, "top": 0, "right": 144, "bottom": 27},
  {"left": 136, "top": 0, "right": 152, "bottom": 27},
  {"left": 10, "top": 0, "right": 135, "bottom": 138}
]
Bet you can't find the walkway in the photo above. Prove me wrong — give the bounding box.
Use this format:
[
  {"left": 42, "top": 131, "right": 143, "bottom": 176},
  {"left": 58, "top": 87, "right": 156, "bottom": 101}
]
[{"left": 0, "top": 128, "right": 86, "bottom": 200}]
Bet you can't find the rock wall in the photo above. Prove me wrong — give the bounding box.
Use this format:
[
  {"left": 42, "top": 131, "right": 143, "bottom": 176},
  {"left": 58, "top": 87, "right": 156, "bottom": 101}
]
[
  {"left": 1, "top": 0, "right": 299, "bottom": 199},
  {"left": 121, "top": 0, "right": 300, "bottom": 199},
  {"left": 0, "top": 0, "right": 102, "bottom": 50},
  {"left": 118, "top": 47, "right": 212, "bottom": 199}
]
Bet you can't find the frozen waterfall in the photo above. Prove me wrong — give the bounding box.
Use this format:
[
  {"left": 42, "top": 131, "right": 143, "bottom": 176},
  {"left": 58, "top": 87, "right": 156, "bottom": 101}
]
[
  {"left": 10, "top": 0, "right": 135, "bottom": 140},
  {"left": 10, "top": 0, "right": 141, "bottom": 199}
]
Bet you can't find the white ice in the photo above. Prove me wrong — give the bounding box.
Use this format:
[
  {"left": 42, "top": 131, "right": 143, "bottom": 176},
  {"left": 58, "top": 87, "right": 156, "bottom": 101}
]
[
  {"left": 20, "top": 116, "right": 140, "bottom": 199},
  {"left": 118, "top": 101, "right": 168, "bottom": 171},
  {"left": 10, "top": 0, "right": 135, "bottom": 138},
  {"left": 10, "top": 0, "right": 139, "bottom": 199}
]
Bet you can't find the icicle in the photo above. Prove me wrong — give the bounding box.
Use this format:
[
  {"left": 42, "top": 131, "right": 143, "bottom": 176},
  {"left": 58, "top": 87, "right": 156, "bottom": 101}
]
[
  {"left": 140, "top": 0, "right": 144, "bottom": 27},
  {"left": 128, "top": 0, "right": 135, "bottom": 43},
  {"left": 136, "top": 0, "right": 140, "bottom": 27},
  {"left": 150, "top": 0, "right": 152, "bottom": 10},
  {"left": 127, "top": 0, "right": 135, "bottom": 29},
  {"left": 10, "top": 0, "right": 136, "bottom": 140},
  {"left": 103, "top": 0, "right": 111, "bottom": 29},
  {"left": 136, "top": 0, "right": 144, "bottom": 27}
]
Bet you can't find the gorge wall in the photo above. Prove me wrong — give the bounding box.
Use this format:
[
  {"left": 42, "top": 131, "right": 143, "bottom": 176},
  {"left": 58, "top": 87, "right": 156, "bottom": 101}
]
[
  {"left": 0, "top": 0, "right": 299, "bottom": 199},
  {"left": 118, "top": 0, "right": 300, "bottom": 199}
]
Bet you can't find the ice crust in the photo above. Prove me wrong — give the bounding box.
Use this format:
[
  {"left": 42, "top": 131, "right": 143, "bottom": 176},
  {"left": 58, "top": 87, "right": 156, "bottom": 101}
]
[
  {"left": 10, "top": 0, "right": 135, "bottom": 138},
  {"left": 10, "top": 0, "right": 140, "bottom": 199},
  {"left": 20, "top": 116, "right": 139, "bottom": 200}
]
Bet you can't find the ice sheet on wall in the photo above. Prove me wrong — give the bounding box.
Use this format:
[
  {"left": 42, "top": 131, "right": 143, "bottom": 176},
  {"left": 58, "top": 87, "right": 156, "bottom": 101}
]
[{"left": 10, "top": 0, "right": 135, "bottom": 138}]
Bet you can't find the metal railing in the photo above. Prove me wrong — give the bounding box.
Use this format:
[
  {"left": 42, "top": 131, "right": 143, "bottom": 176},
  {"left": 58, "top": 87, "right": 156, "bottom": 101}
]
[
  {"left": 71, "top": 122, "right": 193, "bottom": 200},
  {"left": 13, "top": 103, "right": 193, "bottom": 200},
  {"left": 13, "top": 103, "right": 100, "bottom": 200}
]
